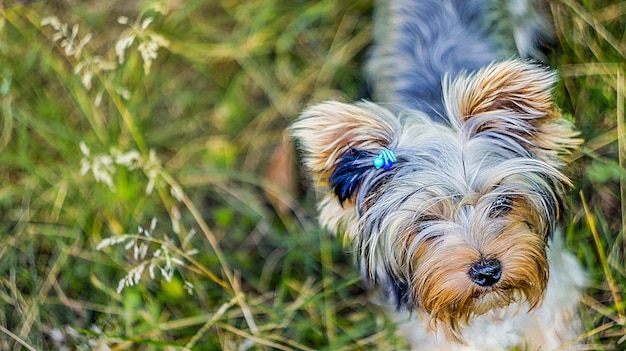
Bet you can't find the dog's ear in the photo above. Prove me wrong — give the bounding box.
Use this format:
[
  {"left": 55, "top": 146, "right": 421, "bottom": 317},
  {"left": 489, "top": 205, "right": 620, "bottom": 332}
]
[
  {"left": 291, "top": 101, "right": 399, "bottom": 224},
  {"left": 445, "top": 60, "right": 581, "bottom": 165}
]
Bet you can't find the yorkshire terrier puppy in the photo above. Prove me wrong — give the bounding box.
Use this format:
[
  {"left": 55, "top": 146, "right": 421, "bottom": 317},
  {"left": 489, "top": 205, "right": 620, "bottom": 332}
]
[{"left": 291, "top": 0, "right": 586, "bottom": 350}]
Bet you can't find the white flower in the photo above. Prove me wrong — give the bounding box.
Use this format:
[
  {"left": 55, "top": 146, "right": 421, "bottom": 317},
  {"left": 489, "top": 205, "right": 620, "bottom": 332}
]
[
  {"left": 80, "top": 143, "right": 164, "bottom": 192},
  {"left": 143, "top": 149, "right": 160, "bottom": 195},
  {"left": 79, "top": 142, "right": 116, "bottom": 190},
  {"left": 141, "top": 17, "right": 154, "bottom": 30},
  {"left": 96, "top": 235, "right": 130, "bottom": 250},
  {"left": 170, "top": 184, "right": 184, "bottom": 202},
  {"left": 79, "top": 141, "right": 90, "bottom": 157},
  {"left": 150, "top": 217, "right": 158, "bottom": 232},
  {"left": 116, "top": 263, "right": 146, "bottom": 293},
  {"left": 149, "top": 261, "right": 156, "bottom": 279},
  {"left": 94, "top": 91, "right": 104, "bottom": 106},
  {"left": 184, "top": 281, "right": 194, "bottom": 295},
  {"left": 41, "top": 16, "right": 62, "bottom": 30},
  {"left": 92, "top": 155, "right": 115, "bottom": 189},
  {"left": 124, "top": 239, "right": 135, "bottom": 251},
  {"left": 171, "top": 206, "right": 181, "bottom": 234},
  {"left": 115, "top": 16, "right": 169, "bottom": 74},
  {"left": 73, "top": 56, "right": 115, "bottom": 90},
  {"left": 115, "top": 34, "right": 135, "bottom": 64},
  {"left": 116, "top": 88, "right": 131, "bottom": 100},
  {"left": 43, "top": 18, "right": 92, "bottom": 58},
  {"left": 112, "top": 149, "right": 142, "bottom": 169}
]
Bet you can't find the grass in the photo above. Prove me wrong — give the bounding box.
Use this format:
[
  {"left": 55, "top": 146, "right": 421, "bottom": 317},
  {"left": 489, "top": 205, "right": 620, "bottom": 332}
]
[{"left": 0, "top": 0, "right": 624, "bottom": 350}]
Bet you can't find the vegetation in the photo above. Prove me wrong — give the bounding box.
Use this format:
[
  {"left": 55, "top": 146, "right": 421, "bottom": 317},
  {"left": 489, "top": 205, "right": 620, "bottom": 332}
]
[{"left": 0, "top": 0, "right": 623, "bottom": 350}]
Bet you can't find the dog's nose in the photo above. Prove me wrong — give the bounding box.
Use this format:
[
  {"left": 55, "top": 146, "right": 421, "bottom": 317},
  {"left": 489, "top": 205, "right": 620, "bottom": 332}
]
[{"left": 468, "top": 258, "right": 502, "bottom": 287}]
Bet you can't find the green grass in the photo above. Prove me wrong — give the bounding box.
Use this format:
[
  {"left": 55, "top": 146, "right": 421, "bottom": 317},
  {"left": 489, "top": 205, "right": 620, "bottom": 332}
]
[{"left": 0, "top": 0, "right": 624, "bottom": 350}]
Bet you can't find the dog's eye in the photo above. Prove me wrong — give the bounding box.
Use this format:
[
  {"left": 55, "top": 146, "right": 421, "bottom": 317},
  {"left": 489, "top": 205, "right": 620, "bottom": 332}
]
[{"left": 489, "top": 196, "right": 513, "bottom": 218}]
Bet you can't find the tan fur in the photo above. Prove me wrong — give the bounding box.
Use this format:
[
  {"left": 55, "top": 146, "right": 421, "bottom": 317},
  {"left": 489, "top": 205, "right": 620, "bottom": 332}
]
[
  {"left": 291, "top": 101, "right": 398, "bottom": 189},
  {"left": 291, "top": 60, "right": 583, "bottom": 349},
  {"left": 445, "top": 60, "right": 582, "bottom": 165},
  {"left": 399, "top": 199, "right": 549, "bottom": 341},
  {"left": 291, "top": 101, "right": 400, "bottom": 234}
]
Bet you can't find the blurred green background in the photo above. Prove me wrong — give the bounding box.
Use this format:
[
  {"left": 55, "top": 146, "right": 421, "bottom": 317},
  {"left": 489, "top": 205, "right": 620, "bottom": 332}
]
[{"left": 0, "top": 0, "right": 624, "bottom": 350}]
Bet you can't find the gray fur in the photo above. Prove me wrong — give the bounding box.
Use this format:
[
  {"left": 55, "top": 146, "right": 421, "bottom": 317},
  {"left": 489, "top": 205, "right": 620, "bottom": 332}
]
[
  {"left": 291, "top": 0, "right": 583, "bottom": 349},
  {"left": 350, "top": 103, "right": 565, "bottom": 284},
  {"left": 366, "top": 0, "right": 553, "bottom": 118}
]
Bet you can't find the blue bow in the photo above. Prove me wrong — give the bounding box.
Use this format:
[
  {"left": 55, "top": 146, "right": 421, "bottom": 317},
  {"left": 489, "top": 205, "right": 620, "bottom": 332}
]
[{"left": 373, "top": 148, "right": 397, "bottom": 170}]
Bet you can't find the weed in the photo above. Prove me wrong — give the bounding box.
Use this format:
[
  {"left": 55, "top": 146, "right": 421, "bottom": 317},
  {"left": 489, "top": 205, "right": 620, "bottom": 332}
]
[{"left": 0, "top": 0, "right": 623, "bottom": 350}]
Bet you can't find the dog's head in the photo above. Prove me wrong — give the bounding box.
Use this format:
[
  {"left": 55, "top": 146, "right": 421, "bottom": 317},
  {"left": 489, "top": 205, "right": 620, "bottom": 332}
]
[{"left": 291, "top": 60, "right": 580, "bottom": 341}]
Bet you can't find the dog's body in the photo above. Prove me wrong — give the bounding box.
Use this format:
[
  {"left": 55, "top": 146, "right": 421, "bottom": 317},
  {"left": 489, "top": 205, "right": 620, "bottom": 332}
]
[
  {"left": 366, "top": 0, "right": 553, "bottom": 116},
  {"left": 292, "top": 0, "right": 585, "bottom": 349}
]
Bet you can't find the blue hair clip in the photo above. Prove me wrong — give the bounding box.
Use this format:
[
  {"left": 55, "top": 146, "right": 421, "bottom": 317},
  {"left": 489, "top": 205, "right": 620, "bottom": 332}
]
[{"left": 373, "top": 148, "right": 397, "bottom": 170}]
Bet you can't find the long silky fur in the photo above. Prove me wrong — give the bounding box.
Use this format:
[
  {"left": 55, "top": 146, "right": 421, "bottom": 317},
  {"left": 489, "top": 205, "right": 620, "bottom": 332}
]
[{"left": 291, "top": 0, "right": 585, "bottom": 349}]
